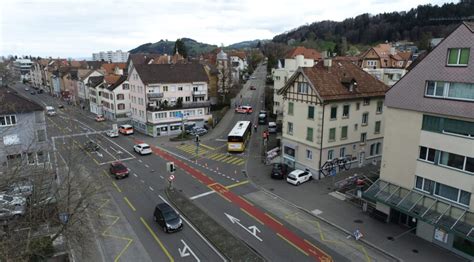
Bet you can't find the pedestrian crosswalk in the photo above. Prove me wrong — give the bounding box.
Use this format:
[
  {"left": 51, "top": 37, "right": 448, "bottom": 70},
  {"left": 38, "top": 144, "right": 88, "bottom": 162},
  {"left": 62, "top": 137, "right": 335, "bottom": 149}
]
[{"left": 176, "top": 144, "right": 245, "bottom": 166}]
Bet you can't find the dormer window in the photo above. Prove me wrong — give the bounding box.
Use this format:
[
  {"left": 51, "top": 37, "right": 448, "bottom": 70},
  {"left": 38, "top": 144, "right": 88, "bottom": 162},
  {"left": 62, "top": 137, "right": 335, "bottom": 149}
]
[{"left": 447, "top": 48, "right": 469, "bottom": 66}]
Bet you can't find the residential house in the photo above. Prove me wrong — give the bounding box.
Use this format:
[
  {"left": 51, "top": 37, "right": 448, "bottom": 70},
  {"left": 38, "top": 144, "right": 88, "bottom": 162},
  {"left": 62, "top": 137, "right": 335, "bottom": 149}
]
[
  {"left": 229, "top": 51, "right": 248, "bottom": 81},
  {"left": 101, "top": 75, "right": 130, "bottom": 121},
  {"left": 88, "top": 76, "right": 105, "bottom": 115},
  {"left": 272, "top": 46, "right": 322, "bottom": 116},
  {"left": 100, "top": 62, "right": 126, "bottom": 76},
  {"left": 128, "top": 63, "right": 211, "bottom": 137},
  {"left": 359, "top": 43, "right": 412, "bottom": 86},
  {"left": 202, "top": 63, "right": 219, "bottom": 105},
  {"left": 278, "top": 59, "right": 388, "bottom": 175},
  {"left": 0, "top": 89, "right": 50, "bottom": 172},
  {"left": 216, "top": 50, "right": 231, "bottom": 102},
  {"left": 59, "top": 67, "right": 79, "bottom": 103},
  {"left": 77, "top": 69, "right": 103, "bottom": 109},
  {"left": 13, "top": 58, "right": 33, "bottom": 81},
  {"left": 363, "top": 22, "right": 474, "bottom": 260}
]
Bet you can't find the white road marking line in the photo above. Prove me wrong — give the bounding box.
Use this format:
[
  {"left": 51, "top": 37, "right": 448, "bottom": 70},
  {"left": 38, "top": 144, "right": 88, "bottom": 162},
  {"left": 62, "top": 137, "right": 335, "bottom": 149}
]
[
  {"left": 145, "top": 164, "right": 149, "bottom": 168},
  {"left": 140, "top": 180, "right": 144, "bottom": 183},
  {"left": 159, "top": 175, "right": 164, "bottom": 179},
  {"left": 133, "top": 173, "right": 138, "bottom": 177},
  {"left": 98, "top": 157, "right": 135, "bottom": 166},
  {"left": 189, "top": 190, "right": 215, "bottom": 200},
  {"left": 138, "top": 159, "right": 143, "bottom": 163},
  {"left": 149, "top": 186, "right": 154, "bottom": 191}
]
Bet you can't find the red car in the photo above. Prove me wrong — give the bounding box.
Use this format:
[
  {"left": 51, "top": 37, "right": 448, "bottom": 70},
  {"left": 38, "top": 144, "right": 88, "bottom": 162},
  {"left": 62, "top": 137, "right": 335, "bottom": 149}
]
[
  {"left": 95, "top": 115, "right": 105, "bottom": 122},
  {"left": 235, "top": 105, "right": 253, "bottom": 114},
  {"left": 109, "top": 162, "right": 129, "bottom": 179}
]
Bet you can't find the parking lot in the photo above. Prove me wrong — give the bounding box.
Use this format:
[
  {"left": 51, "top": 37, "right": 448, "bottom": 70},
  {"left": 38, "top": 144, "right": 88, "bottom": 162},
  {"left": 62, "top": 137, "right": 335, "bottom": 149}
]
[{"left": 53, "top": 132, "right": 135, "bottom": 166}]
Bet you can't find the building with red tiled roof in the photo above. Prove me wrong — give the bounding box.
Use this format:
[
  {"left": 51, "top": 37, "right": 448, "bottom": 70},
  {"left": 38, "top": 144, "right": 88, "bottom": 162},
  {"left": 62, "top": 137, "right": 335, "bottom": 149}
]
[
  {"left": 277, "top": 59, "right": 388, "bottom": 175},
  {"left": 100, "top": 62, "right": 126, "bottom": 75},
  {"left": 286, "top": 46, "right": 322, "bottom": 60}
]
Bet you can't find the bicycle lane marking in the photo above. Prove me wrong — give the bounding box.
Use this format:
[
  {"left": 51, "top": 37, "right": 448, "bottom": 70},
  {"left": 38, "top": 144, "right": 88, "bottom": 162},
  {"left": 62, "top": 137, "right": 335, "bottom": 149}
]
[{"left": 140, "top": 139, "right": 333, "bottom": 262}]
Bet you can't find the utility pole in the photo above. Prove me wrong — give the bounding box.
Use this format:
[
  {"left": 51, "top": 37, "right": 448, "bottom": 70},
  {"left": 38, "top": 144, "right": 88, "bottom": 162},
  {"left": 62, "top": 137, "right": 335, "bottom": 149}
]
[{"left": 195, "top": 135, "right": 200, "bottom": 156}]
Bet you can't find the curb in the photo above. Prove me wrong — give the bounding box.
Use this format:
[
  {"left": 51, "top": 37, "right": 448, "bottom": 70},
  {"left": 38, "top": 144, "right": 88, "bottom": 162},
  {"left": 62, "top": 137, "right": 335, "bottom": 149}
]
[{"left": 247, "top": 176, "right": 402, "bottom": 262}]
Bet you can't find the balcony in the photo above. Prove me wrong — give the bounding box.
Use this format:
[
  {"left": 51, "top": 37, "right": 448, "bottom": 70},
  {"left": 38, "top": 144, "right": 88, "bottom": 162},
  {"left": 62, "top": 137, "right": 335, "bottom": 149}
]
[
  {"left": 192, "top": 90, "right": 206, "bottom": 97},
  {"left": 147, "top": 101, "right": 211, "bottom": 112},
  {"left": 147, "top": 92, "right": 164, "bottom": 100}
]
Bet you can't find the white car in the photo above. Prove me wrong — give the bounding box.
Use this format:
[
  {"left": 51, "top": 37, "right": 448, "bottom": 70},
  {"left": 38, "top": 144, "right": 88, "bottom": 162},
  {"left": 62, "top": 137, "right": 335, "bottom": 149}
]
[
  {"left": 106, "top": 129, "right": 119, "bottom": 138},
  {"left": 133, "top": 143, "right": 152, "bottom": 155},
  {"left": 0, "top": 194, "right": 27, "bottom": 207},
  {"left": 286, "top": 169, "right": 314, "bottom": 186}
]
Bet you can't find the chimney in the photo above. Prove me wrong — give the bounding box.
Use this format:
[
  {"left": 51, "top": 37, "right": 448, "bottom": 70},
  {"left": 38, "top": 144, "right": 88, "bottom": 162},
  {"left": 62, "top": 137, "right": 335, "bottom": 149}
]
[{"left": 323, "top": 58, "right": 332, "bottom": 68}]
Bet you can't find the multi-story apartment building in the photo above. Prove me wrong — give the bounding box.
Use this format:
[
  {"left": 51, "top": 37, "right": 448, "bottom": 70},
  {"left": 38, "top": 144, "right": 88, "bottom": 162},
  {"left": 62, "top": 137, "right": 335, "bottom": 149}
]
[
  {"left": 272, "top": 46, "right": 321, "bottom": 116},
  {"left": 0, "top": 90, "right": 50, "bottom": 173},
  {"left": 129, "top": 63, "right": 211, "bottom": 137},
  {"left": 92, "top": 50, "right": 129, "bottom": 63},
  {"left": 87, "top": 76, "right": 105, "bottom": 115},
  {"left": 13, "top": 58, "right": 33, "bottom": 81},
  {"left": 101, "top": 75, "right": 130, "bottom": 121},
  {"left": 77, "top": 69, "right": 103, "bottom": 109},
  {"left": 363, "top": 22, "right": 473, "bottom": 260},
  {"left": 278, "top": 59, "right": 388, "bottom": 175}
]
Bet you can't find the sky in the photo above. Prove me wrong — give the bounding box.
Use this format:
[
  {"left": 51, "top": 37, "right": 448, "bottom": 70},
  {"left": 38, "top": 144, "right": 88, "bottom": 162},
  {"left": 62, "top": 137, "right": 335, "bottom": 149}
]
[{"left": 1, "top": 0, "right": 454, "bottom": 58}]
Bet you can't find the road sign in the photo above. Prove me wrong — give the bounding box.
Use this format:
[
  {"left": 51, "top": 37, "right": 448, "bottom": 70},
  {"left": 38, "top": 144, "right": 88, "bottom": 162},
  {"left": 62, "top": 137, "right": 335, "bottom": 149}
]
[{"left": 169, "top": 174, "right": 175, "bottom": 181}]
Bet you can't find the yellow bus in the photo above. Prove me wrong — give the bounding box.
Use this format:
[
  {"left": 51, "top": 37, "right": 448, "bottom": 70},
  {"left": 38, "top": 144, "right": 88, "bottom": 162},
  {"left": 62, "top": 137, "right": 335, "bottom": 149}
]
[{"left": 227, "top": 121, "right": 252, "bottom": 152}]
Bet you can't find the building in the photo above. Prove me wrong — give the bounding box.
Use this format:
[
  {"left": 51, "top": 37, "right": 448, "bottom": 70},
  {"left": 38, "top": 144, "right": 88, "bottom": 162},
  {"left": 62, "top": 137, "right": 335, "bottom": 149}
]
[
  {"left": 359, "top": 43, "right": 412, "bottom": 86},
  {"left": 229, "top": 51, "right": 248, "bottom": 82},
  {"left": 128, "top": 63, "right": 211, "bottom": 137},
  {"left": 277, "top": 59, "right": 388, "bottom": 175},
  {"left": 101, "top": 75, "right": 130, "bottom": 121},
  {"left": 272, "top": 46, "right": 322, "bottom": 116},
  {"left": 87, "top": 76, "right": 105, "bottom": 115},
  {"left": 216, "top": 50, "right": 231, "bottom": 102},
  {"left": 0, "top": 89, "right": 50, "bottom": 173},
  {"left": 13, "top": 58, "right": 33, "bottom": 81},
  {"left": 76, "top": 69, "right": 103, "bottom": 109},
  {"left": 92, "top": 50, "right": 129, "bottom": 63},
  {"left": 363, "top": 22, "right": 474, "bottom": 260}
]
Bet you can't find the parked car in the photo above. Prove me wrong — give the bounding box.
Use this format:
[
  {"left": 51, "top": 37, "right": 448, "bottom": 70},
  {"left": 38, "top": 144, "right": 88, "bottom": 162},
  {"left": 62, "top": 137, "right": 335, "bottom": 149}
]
[
  {"left": 251, "top": 76, "right": 256, "bottom": 79},
  {"left": 109, "top": 162, "right": 129, "bottom": 179},
  {"left": 0, "top": 194, "right": 27, "bottom": 207},
  {"left": 95, "top": 115, "right": 105, "bottom": 122},
  {"left": 58, "top": 104, "right": 64, "bottom": 109},
  {"left": 37, "top": 89, "right": 44, "bottom": 94},
  {"left": 84, "top": 140, "right": 99, "bottom": 152},
  {"left": 106, "top": 129, "right": 119, "bottom": 138},
  {"left": 235, "top": 105, "right": 253, "bottom": 114},
  {"left": 24, "top": 87, "right": 29, "bottom": 91},
  {"left": 4, "top": 181, "right": 33, "bottom": 198},
  {"left": 30, "top": 91, "right": 36, "bottom": 95},
  {"left": 133, "top": 143, "right": 152, "bottom": 155},
  {"left": 153, "top": 203, "right": 183, "bottom": 233},
  {"left": 45, "top": 106, "right": 56, "bottom": 116},
  {"left": 119, "top": 124, "right": 134, "bottom": 135},
  {"left": 0, "top": 206, "right": 25, "bottom": 220},
  {"left": 249, "top": 85, "right": 256, "bottom": 90},
  {"left": 268, "top": 122, "right": 277, "bottom": 133},
  {"left": 271, "top": 163, "right": 291, "bottom": 179},
  {"left": 286, "top": 169, "right": 314, "bottom": 186},
  {"left": 31, "top": 194, "right": 57, "bottom": 207},
  {"left": 258, "top": 113, "right": 267, "bottom": 124}
]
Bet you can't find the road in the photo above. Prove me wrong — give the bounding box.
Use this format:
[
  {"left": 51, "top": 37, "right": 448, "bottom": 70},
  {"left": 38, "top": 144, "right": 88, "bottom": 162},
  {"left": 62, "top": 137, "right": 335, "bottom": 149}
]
[{"left": 12, "top": 64, "right": 347, "bottom": 262}]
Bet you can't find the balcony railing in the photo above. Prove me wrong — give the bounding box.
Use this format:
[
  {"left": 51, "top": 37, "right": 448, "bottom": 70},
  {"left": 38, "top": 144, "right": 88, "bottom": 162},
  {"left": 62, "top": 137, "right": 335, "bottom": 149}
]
[
  {"left": 192, "top": 90, "right": 206, "bottom": 97},
  {"left": 147, "top": 93, "right": 164, "bottom": 100},
  {"left": 146, "top": 101, "right": 211, "bottom": 112}
]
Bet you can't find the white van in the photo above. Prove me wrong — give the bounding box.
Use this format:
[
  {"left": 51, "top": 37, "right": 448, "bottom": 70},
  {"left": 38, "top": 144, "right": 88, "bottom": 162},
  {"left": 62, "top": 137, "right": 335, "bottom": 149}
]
[{"left": 45, "top": 106, "right": 56, "bottom": 116}]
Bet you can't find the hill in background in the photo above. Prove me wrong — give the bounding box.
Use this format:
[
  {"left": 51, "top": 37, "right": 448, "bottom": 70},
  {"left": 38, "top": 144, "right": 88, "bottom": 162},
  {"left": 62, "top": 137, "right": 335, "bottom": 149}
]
[{"left": 129, "top": 38, "right": 218, "bottom": 56}]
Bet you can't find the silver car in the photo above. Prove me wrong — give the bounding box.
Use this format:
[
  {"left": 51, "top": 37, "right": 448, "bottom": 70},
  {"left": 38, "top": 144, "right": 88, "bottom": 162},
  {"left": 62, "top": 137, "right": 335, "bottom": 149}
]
[
  {"left": 0, "top": 194, "right": 27, "bottom": 207},
  {"left": 5, "top": 181, "right": 33, "bottom": 198},
  {"left": 0, "top": 205, "right": 25, "bottom": 220}
]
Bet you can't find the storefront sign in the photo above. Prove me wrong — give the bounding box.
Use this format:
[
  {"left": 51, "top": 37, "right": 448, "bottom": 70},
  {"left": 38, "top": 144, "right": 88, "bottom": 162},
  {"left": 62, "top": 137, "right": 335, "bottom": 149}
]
[{"left": 434, "top": 228, "right": 448, "bottom": 243}]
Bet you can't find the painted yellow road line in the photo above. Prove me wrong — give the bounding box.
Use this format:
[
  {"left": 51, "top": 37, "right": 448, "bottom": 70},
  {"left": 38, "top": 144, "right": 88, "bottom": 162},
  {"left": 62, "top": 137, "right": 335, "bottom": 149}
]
[
  {"left": 140, "top": 217, "right": 174, "bottom": 262},
  {"left": 199, "top": 143, "right": 216, "bottom": 150},
  {"left": 226, "top": 180, "right": 249, "bottom": 189},
  {"left": 277, "top": 233, "right": 309, "bottom": 256},
  {"left": 240, "top": 208, "right": 264, "bottom": 225},
  {"left": 123, "top": 197, "right": 136, "bottom": 211},
  {"left": 238, "top": 195, "right": 254, "bottom": 207},
  {"left": 213, "top": 154, "right": 228, "bottom": 161},
  {"left": 112, "top": 181, "right": 122, "bottom": 193},
  {"left": 265, "top": 212, "right": 283, "bottom": 226},
  {"left": 114, "top": 237, "right": 133, "bottom": 262},
  {"left": 100, "top": 213, "right": 134, "bottom": 262},
  {"left": 228, "top": 158, "right": 243, "bottom": 165},
  {"left": 208, "top": 153, "right": 222, "bottom": 160},
  {"left": 235, "top": 159, "right": 246, "bottom": 165},
  {"left": 304, "top": 239, "right": 334, "bottom": 262}
]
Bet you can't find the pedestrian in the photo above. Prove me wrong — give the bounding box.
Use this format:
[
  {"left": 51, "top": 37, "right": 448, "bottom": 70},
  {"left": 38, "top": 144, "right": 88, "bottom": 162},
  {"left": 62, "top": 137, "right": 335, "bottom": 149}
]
[{"left": 254, "top": 124, "right": 257, "bottom": 131}]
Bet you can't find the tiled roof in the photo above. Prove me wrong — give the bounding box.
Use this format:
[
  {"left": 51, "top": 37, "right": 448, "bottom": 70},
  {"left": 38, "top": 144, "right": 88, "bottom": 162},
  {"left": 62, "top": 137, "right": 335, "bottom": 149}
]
[
  {"left": 229, "top": 51, "right": 247, "bottom": 60},
  {"left": 286, "top": 46, "right": 322, "bottom": 60},
  {"left": 279, "top": 60, "right": 388, "bottom": 101},
  {"left": 101, "top": 63, "right": 126, "bottom": 75},
  {"left": 86, "top": 61, "right": 104, "bottom": 70},
  {"left": 129, "top": 53, "right": 162, "bottom": 65},
  {"left": 104, "top": 75, "right": 121, "bottom": 85},
  {"left": 135, "top": 63, "right": 209, "bottom": 84},
  {"left": 464, "top": 21, "right": 474, "bottom": 32},
  {"left": 106, "top": 75, "right": 127, "bottom": 91},
  {"left": 88, "top": 76, "right": 104, "bottom": 87},
  {"left": 372, "top": 43, "right": 392, "bottom": 58},
  {"left": 0, "top": 89, "right": 44, "bottom": 114}
]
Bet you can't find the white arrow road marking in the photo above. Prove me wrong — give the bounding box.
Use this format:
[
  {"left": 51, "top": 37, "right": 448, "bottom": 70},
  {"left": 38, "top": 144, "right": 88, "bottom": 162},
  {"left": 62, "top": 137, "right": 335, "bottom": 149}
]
[
  {"left": 96, "top": 152, "right": 103, "bottom": 158},
  {"left": 178, "top": 239, "right": 200, "bottom": 261},
  {"left": 225, "top": 213, "right": 263, "bottom": 241}
]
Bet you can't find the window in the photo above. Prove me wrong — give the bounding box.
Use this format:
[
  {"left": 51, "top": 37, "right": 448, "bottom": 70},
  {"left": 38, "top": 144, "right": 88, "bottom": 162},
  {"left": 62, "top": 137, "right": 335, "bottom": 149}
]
[
  {"left": 193, "top": 86, "right": 198, "bottom": 92},
  {"left": 439, "top": 151, "right": 465, "bottom": 170},
  {"left": 288, "top": 102, "right": 294, "bottom": 115},
  {"left": 376, "top": 101, "right": 383, "bottom": 114},
  {"left": 117, "top": 103, "right": 125, "bottom": 110},
  {"left": 287, "top": 122, "right": 293, "bottom": 135},
  {"left": 328, "top": 150, "right": 334, "bottom": 160},
  {"left": 185, "top": 96, "right": 190, "bottom": 102},
  {"left": 435, "top": 183, "right": 461, "bottom": 203},
  {"left": 178, "top": 86, "right": 183, "bottom": 91},
  {"left": 0, "top": 115, "right": 17, "bottom": 126},
  {"left": 422, "top": 115, "right": 474, "bottom": 137},
  {"left": 374, "top": 121, "right": 381, "bottom": 134},
  {"left": 163, "top": 86, "right": 168, "bottom": 92},
  {"left": 122, "top": 83, "right": 129, "bottom": 90},
  {"left": 447, "top": 48, "right": 470, "bottom": 66},
  {"left": 342, "top": 105, "right": 350, "bottom": 118},
  {"left": 376, "top": 142, "right": 381, "bottom": 155},
  {"left": 362, "top": 113, "right": 369, "bottom": 126},
  {"left": 306, "top": 127, "right": 313, "bottom": 142},
  {"left": 329, "top": 128, "right": 336, "bottom": 141},
  {"left": 466, "top": 157, "right": 474, "bottom": 173},
  {"left": 27, "top": 152, "right": 35, "bottom": 165},
  {"left": 307, "top": 106, "right": 315, "bottom": 119},
  {"left": 356, "top": 102, "right": 360, "bottom": 110},
  {"left": 117, "top": 94, "right": 125, "bottom": 100},
  {"left": 367, "top": 60, "right": 377, "bottom": 67},
  {"left": 419, "top": 146, "right": 436, "bottom": 163},
  {"left": 330, "top": 106, "right": 337, "bottom": 120},
  {"left": 339, "top": 147, "right": 346, "bottom": 158},
  {"left": 306, "top": 149, "right": 312, "bottom": 160},
  {"left": 37, "top": 129, "right": 46, "bottom": 142},
  {"left": 37, "top": 151, "right": 45, "bottom": 164},
  {"left": 415, "top": 176, "right": 435, "bottom": 194},
  {"left": 354, "top": 123, "right": 358, "bottom": 131},
  {"left": 370, "top": 144, "right": 376, "bottom": 156},
  {"left": 360, "top": 133, "right": 367, "bottom": 143},
  {"left": 341, "top": 126, "right": 348, "bottom": 140},
  {"left": 297, "top": 82, "right": 309, "bottom": 94},
  {"left": 363, "top": 98, "right": 370, "bottom": 105},
  {"left": 425, "top": 81, "right": 474, "bottom": 101}
]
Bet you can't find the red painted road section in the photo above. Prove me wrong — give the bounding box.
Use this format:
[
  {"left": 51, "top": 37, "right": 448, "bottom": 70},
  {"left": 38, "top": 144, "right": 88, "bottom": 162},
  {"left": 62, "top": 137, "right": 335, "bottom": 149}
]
[{"left": 141, "top": 140, "right": 333, "bottom": 262}]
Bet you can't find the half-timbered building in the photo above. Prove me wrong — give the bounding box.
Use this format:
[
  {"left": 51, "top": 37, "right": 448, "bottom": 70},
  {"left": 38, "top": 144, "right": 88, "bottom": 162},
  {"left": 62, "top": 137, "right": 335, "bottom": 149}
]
[{"left": 277, "top": 59, "right": 388, "bottom": 176}]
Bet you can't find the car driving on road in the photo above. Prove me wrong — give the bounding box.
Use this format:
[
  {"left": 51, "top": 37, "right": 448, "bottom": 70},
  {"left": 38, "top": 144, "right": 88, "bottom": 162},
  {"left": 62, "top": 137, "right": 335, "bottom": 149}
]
[
  {"left": 235, "top": 105, "right": 253, "bottom": 114},
  {"left": 133, "top": 143, "right": 152, "bottom": 155},
  {"left": 109, "top": 162, "right": 130, "bottom": 179},
  {"left": 106, "top": 129, "right": 119, "bottom": 137},
  {"left": 154, "top": 203, "right": 183, "bottom": 233},
  {"left": 119, "top": 124, "right": 134, "bottom": 135}
]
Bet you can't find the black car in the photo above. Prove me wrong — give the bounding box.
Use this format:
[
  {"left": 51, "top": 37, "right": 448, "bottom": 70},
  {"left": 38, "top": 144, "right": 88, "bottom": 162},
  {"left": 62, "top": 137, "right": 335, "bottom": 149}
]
[
  {"left": 30, "top": 91, "right": 36, "bottom": 95},
  {"left": 271, "top": 163, "right": 291, "bottom": 179},
  {"left": 153, "top": 203, "right": 183, "bottom": 233}
]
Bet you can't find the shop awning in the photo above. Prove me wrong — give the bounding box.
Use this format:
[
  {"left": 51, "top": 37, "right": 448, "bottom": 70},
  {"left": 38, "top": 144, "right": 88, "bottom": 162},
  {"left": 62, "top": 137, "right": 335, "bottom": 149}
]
[{"left": 364, "top": 179, "right": 474, "bottom": 241}]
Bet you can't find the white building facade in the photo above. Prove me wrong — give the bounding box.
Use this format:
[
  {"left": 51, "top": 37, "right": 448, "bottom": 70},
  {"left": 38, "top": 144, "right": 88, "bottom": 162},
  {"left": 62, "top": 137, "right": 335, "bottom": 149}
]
[{"left": 92, "top": 50, "right": 129, "bottom": 63}]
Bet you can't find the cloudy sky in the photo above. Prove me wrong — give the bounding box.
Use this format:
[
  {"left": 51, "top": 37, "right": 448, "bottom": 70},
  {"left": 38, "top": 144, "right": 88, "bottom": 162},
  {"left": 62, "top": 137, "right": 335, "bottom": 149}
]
[{"left": 1, "top": 0, "right": 454, "bottom": 58}]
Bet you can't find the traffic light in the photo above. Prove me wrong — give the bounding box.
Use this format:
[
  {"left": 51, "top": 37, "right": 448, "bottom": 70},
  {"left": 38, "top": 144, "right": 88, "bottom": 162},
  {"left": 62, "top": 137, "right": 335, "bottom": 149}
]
[{"left": 166, "top": 162, "right": 176, "bottom": 173}]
